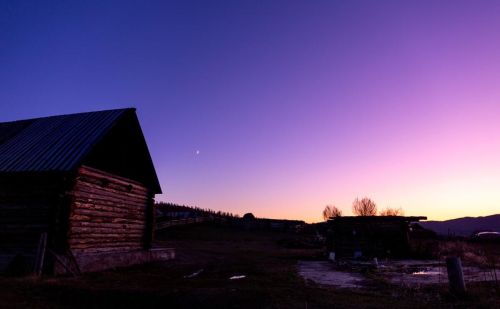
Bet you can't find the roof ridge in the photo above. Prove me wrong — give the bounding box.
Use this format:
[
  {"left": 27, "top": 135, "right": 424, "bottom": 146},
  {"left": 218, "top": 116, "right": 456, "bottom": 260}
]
[{"left": 0, "top": 107, "right": 136, "bottom": 125}]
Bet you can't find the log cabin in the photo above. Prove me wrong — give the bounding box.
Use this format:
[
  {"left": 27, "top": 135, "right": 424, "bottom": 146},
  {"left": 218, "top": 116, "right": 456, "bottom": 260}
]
[
  {"left": 0, "top": 108, "right": 173, "bottom": 275},
  {"left": 327, "top": 216, "right": 427, "bottom": 259}
]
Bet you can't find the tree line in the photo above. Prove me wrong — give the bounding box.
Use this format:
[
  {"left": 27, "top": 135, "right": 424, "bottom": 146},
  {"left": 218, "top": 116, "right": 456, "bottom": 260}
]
[
  {"left": 322, "top": 197, "right": 404, "bottom": 220},
  {"left": 156, "top": 201, "right": 240, "bottom": 218}
]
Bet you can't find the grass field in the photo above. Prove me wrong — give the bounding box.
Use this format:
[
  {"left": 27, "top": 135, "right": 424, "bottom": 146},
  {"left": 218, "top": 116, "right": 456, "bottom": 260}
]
[{"left": 0, "top": 224, "right": 498, "bottom": 308}]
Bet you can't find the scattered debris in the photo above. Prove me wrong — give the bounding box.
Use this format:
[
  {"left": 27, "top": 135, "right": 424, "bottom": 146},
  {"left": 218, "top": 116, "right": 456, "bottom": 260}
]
[
  {"left": 184, "top": 269, "right": 204, "bottom": 279},
  {"left": 328, "top": 252, "right": 336, "bottom": 261},
  {"left": 229, "top": 275, "right": 246, "bottom": 280},
  {"left": 412, "top": 270, "right": 442, "bottom": 276}
]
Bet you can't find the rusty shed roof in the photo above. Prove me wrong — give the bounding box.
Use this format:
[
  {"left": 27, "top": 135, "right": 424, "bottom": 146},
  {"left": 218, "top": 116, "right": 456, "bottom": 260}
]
[
  {"left": 329, "top": 216, "right": 427, "bottom": 223},
  {"left": 0, "top": 108, "right": 161, "bottom": 193}
]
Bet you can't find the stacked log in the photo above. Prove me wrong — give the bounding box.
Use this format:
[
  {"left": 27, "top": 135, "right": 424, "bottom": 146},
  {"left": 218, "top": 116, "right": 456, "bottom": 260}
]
[{"left": 68, "top": 166, "right": 151, "bottom": 254}]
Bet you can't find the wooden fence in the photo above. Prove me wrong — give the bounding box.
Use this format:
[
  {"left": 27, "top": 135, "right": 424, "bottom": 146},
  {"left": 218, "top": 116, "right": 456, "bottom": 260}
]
[{"left": 155, "top": 217, "right": 211, "bottom": 230}]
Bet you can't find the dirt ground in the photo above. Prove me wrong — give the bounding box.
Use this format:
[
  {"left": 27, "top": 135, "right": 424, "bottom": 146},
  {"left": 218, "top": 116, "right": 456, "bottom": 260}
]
[{"left": 0, "top": 224, "right": 498, "bottom": 308}]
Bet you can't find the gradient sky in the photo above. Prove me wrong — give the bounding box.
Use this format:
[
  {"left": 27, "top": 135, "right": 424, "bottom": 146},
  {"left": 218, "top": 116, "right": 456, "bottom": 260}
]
[{"left": 1, "top": 1, "right": 500, "bottom": 222}]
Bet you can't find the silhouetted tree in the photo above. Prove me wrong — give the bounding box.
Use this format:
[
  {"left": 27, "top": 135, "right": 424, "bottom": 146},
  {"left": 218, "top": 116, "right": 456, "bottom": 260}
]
[
  {"left": 322, "top": 205, "right": 342, "bottom": 220},
  {"left": 379, "top": 207, "right": 404, "bottom": 216},
  {"left": 243, "top": 213, "right": 255, "bottom": 220},
  {"left": 352, "top": 197, "right": 377, "bottom": 216}
]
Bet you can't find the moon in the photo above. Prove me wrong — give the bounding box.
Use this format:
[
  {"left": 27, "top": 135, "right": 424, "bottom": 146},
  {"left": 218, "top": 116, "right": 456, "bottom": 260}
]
[{"left": 196, "top": 150, "right": 200, "bottom": 155}]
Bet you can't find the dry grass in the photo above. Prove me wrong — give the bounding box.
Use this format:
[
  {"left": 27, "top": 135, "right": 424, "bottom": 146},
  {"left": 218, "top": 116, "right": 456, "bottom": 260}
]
[{"left": 0, "top": 224, "right": 498, "bottom": 308}]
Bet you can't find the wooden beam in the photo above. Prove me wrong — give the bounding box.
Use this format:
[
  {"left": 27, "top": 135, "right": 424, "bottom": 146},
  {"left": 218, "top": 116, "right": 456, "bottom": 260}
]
[{"left": 33, "top": 232, "right": 47, "bottom": 276}]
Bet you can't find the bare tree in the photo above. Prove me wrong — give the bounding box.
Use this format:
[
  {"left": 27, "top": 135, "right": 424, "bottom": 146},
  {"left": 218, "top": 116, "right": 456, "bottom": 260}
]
[
  {"left": 379, "top": 207, "right": 404, "bottom": 216},
  {"left": 322, "top": 205, "right": 342, "bottom": 220},
  {"left": 352, "top": 197, "right": 377, "bottom": 216}
]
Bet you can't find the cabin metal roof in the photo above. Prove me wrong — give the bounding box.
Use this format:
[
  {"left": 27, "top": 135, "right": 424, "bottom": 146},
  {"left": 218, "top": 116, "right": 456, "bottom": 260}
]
[{"left": 0, "top": 108, "right": 162, "bottom": 193}]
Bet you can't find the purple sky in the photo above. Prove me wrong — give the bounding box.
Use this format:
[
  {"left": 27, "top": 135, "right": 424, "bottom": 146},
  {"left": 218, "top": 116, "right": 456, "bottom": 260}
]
[{"left": 1, "top": 1, "right": 500, "bottom": 221}]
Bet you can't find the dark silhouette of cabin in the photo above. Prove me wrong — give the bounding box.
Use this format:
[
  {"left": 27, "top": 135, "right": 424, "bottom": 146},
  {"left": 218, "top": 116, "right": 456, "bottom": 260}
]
[
  {"left": 327, "top": 216, "right": 426, "bottom": 259},
  {"left": 0, "top": 108, "right": 172, "bottom": 274}
]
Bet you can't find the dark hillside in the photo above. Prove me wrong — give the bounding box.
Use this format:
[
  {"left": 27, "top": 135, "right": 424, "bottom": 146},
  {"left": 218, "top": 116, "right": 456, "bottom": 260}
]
[{"left": 420, "top": 214, "right": 500, "bottom": 236}]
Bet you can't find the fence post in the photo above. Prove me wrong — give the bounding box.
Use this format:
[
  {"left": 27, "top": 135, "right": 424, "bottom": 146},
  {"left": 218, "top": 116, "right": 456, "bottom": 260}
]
[{"left": 446, "top": 256, "right": 466, "bottom": 295}]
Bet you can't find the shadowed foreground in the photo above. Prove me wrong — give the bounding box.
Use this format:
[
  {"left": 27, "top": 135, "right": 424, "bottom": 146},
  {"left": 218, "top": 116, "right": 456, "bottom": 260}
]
[{"left": 0, "top": 225, "right": 498, "bottom": 308}]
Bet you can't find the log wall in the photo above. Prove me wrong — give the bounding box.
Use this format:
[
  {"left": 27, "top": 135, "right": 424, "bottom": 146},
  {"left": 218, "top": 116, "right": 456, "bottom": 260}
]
[
  {"left": 68, "top": 166, "right": 153, "bottom": 255},
  {"left": 0, "top": 175, "right": 64, "bottom": 273}
]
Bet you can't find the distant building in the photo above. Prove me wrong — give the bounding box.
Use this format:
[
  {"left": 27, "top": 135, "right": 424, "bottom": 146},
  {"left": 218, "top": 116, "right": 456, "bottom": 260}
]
[
  {"left": 327, "top": 216, "right": 426, "bottom": 259},
  {"left": 241, "top": 215, "right": 305, "bottom": 232},
  {"left": 0, "top": 108, "right": 173, "bottom": 274}
]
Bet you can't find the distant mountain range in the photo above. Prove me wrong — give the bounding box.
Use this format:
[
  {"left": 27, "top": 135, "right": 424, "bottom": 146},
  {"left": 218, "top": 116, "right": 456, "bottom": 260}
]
[{"left": 419, "top": 214, "right": 500, "bottom": 237}]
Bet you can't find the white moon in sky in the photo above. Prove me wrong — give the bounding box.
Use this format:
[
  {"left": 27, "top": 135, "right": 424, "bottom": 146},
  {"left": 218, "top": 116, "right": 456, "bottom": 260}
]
[{"left": 196, "top": 150, "right": 200, "bottom": 155}]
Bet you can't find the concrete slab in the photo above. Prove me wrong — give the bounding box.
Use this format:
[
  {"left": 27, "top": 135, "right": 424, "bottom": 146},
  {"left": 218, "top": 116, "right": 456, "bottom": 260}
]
[
  {"left": 54, "top": 248, "right": 175, "bottom": 274},
  {"left": 297, "top": 261, "right": 367, "bottom": 288}
]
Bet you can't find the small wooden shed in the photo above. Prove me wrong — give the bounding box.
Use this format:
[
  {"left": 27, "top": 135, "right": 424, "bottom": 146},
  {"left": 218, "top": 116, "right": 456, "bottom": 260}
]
[
  {"left": 0, "top": 108, "right": 172, "bottom": 274},
  {"left": 327, "top": 216, "right": 426, "bottom": 259}
]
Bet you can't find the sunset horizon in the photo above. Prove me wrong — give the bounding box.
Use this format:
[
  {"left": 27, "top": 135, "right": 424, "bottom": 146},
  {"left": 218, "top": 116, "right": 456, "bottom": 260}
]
[
  {"left": 2, "top": 1, "right": 500, "bottom": 223},
  {"left": 1, "top": 2, "right": 499, "bottom": 307}
]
